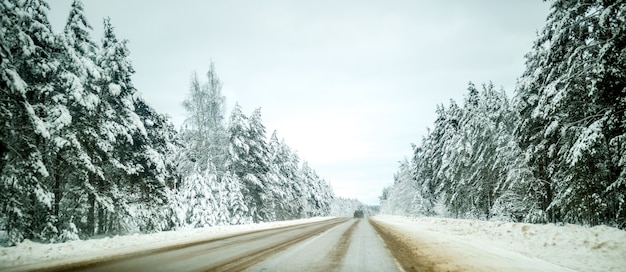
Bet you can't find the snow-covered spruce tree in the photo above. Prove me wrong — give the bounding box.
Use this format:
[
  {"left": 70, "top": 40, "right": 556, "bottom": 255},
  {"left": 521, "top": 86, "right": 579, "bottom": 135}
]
[
  {"left": 265, "top": 131, "right": 287, "bottom": 221},
  {"left": 446, "top": 83, "right": 484, "bottom": 218},
  {"left": 267, "top": 131, "right": 309, "bottom": 220},
  {"left": 413, "top": 105, "right": 449, "bottom": 216},
  {"left": 0, "top": 0, "right": 59, "bottom": 245},
  {"left": 176, "top": 152, "right": 224, "bottom": 228},
  {"left": 515, "top": 0, "right": 626, "bottom": 227},
  {"left": 311, "top": 177, "right": 334, "bottom": 217},
  {"left": 209, "top": 170, "right": 231, "bottom": 226},
  {"left": 247, "top": 109, "right": 277, "bottom": 221},
  {"left": 299, "top": 162, "right": 333, "bottom": 217},
  {"left": 250, "top": 115, "right": 287, "bottom": 221},
  {"left": 182, "top": 168, "right": 218, "bottom": 227},
  {"left": 273, "top": 135, "right": 307, "bottom": 219},
  {"left": 433, "top": 100, "right": 463, "bottom": 217},
  {"left": 226, "top": 105, "right": 272, "bottom": 222},
  {"left": 129, "top": 98, "right": 178, "bottom": 232},
  {"left": 280, "top": 139, "right": 307, "bottom": 218},
  {"left": 53, "top": 0, "right": 107, "bottom": 238},
  {"left": 222, "top": 171, "right": 250, "bottom": 225},
  {"left": 478, "top": 84, "right": 534, "bottom": 222},
  {"left": 225, "top": 104, "right": 254, "bottom": 219},
  {"left": 91, "top": 17, "right": 148, "bottom": 235},
  {"left": 92, "top": 15, "right": 178, "bottom": 234}
]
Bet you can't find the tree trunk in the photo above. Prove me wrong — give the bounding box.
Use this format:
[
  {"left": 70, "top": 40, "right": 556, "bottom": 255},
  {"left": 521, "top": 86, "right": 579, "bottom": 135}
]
[{"left": 87, "top": 191, "right": 95, "bottom": 236}]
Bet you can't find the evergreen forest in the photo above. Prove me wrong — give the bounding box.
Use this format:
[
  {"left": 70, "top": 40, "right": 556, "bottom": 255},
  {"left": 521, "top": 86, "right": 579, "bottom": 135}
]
[
  {"left": 380, "top": 0, "right": 626, "bottom": 229},
  {"left": 0, "top": 0, "right": 336, "bottom": 246}
]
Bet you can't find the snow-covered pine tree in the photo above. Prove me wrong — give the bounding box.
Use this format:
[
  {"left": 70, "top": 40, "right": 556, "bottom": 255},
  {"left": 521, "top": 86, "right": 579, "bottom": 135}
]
[
  {"left": 0, "top": 0, "right": 58, "bottom": 245},
  {"left": 246, "top": 108, "right": 274, "bottom": 221},
  {"left": 210, "top": 170, "right": 230, "bottom": 226},
  {"left": 414, "top": 105, "right": 448, "bottom": 216},
  {"left": 97, "top": 17, "right": 177, "bottom": 234},
  {"left": 298, "top": 162, "right": 333, "bottom": 217},
  {"left": 312, "top": 175, "right": 334, "bottom": 217},
  {"left": 129, "top": 98, "right": 178, "bottom": 232},
  {"left": 226, "top": 103, "right": 257, "bottom": 219},
  {"left": 225, "top": 106, "right": 272, "bottom": 222},
  {"left": 441, "top": 84, "right": 480, "bottom": 218},
  {"left": 54, "top": 0, "right": 107, "bottom": 238},
  {"left": 182, "top": 168, "right": 218, "bottom": 227},
  {"left": 515, "top": 0, "right": 626, "bottom": 227},
  {"left": 222, "top": 171, "right": 250, "bottom": 225},
  {"left": 277, "top": 137, "right": 305, "bottom": 219},
  {"left": 265, "top": 131, "right": 285, "bottom": 221},
  {"left": 478, "top": 84, "right": 533, "bottom": 222},
  {"left": 458, "top": 83, "right": 521, "bottom": 219},
  {"left": 91, "top": 17, "right": 139, "bottom": 235},
  {"left": 294, "top": 162, "right": 313, "bottom": 217},
  {"left": 283, "top": 140, "right": 306, "bottom": 217},
  {"left": 434, "top": 100, "right": 463, "bottom": 217}
]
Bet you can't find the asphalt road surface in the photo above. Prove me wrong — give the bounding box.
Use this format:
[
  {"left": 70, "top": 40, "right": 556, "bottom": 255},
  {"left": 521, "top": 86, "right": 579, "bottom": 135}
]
[{"left": 46, "top": 218, "right": 402, "bottom": 272}]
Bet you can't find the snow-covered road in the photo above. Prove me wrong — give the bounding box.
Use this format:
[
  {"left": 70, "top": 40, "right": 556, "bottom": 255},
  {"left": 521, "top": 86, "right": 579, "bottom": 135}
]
[
  {"left": 63, "top": 218, "right": 354, "bottom": 271},
  {"left": 246, "top": 217, "right": 401, "bottom": 271},
  {"left": 2, "top": 215, "right": 624, "bottom": 271}
]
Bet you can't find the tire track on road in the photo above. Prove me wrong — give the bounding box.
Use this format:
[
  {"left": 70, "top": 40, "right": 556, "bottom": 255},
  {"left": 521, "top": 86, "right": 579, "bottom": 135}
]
[
  {"left": 323, "top": 219, "right": 359, "bottom": 271},
  {"left": 370, "top": 218, "right": 435, "bottom": 272},
  {"left": 208, "top": 218, "right": 349, "bottom": 272}
]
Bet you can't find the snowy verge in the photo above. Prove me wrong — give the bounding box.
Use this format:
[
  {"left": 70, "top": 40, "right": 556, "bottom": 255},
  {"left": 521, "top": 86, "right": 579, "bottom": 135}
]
[
  {"left": 371, "top": 215, "right": 626, "bottom": 272},
  {"left": 0, "top": 217, "right": 334, "bottom": 272}
]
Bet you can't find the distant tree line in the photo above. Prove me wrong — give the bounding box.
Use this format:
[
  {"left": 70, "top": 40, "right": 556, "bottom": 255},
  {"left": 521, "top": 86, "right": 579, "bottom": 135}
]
[
  {"left": 381, "top": 0, "right": 625, "bottom": 229},
  {"left": 330, "top": 197, "right": 377, "bottom": 217},
  {"left": 0, "top": 0, "right": 334, "bottom": 246}
]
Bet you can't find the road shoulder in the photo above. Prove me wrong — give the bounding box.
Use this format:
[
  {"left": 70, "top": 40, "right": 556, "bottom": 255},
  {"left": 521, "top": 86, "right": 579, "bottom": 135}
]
[
  {"left": 0, "top": 217, "right": 335, "bottom": 272},
  {"left": 370, "top": 216, "right": 572, "bottom": 272}
]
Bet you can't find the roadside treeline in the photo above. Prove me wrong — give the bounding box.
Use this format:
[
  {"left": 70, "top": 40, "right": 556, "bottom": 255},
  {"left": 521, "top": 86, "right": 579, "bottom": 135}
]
[
  {"left": 381, "top": 0, "right": 625, "bottom": 228},
  {"left": 1, "top": 0, "right": 334, "bottom": 246}
]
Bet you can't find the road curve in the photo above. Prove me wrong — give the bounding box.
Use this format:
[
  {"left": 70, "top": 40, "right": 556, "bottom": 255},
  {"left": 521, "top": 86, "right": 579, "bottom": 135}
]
[{"left": 37, "top": 217, "right": 402, "bottom": 272}]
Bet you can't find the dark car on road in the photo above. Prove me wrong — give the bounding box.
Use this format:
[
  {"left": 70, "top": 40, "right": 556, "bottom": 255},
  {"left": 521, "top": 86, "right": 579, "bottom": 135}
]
[{"left": 353, "top": 210, "right": 364, "bottom": 218}]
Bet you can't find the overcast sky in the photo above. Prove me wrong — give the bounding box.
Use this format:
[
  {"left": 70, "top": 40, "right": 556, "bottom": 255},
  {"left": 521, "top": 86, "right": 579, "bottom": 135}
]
[{"left": 46, "top": 0, "right": 550, "bottom": 205}]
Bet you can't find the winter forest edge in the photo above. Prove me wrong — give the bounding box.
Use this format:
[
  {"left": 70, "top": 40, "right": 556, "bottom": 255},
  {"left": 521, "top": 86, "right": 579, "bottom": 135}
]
[
  {"left": 380, "top": 0, "right": 625, "bottom": 229},
  {"left": 0, "top": 0, "right": 358, "bottom": 246}
]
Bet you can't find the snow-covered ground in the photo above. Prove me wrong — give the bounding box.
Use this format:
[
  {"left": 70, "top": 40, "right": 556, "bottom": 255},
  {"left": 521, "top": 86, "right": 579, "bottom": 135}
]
[
  {"left": 372, "top": 215, "right": 626, "bottom": 272},
  {"left": 0, "top": 217, "right": 332, "bottom": 272}
]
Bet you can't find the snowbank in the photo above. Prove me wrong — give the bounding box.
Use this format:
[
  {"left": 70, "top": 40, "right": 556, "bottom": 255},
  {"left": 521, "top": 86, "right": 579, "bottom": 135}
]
[
  {"left": 0, "top": 217, "right": 333, "bottom": 272},
  {"left": 372, "top": 215, "right": 626, "bottom": 272}
]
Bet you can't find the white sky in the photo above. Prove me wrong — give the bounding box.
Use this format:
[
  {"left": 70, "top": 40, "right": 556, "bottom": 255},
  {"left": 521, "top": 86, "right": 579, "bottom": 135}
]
[{"left": 47, "top": 0, "right": 550, "bottom": 205}]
